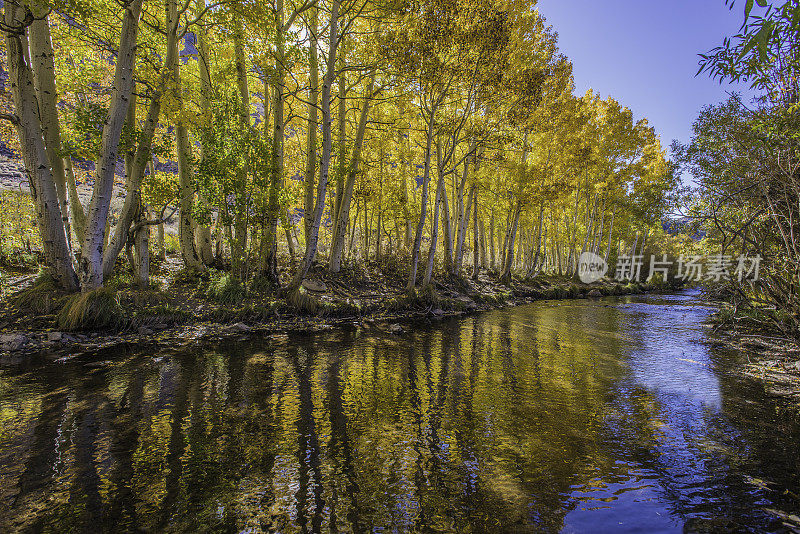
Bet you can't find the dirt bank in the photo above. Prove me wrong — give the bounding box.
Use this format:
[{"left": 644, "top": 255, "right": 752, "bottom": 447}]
[{"left": 0, "top": 261, "right": 673, "bottom": 362}]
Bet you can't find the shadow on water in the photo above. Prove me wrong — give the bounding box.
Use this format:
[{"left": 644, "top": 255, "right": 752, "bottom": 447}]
[{"left": 0, "top": 291, "right": 799, "bottom": 532}]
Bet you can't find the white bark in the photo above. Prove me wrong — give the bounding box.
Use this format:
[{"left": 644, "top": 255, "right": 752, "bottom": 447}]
[
  {"left": 289, "top": 0, "right": 340, "bottom": 290},
  {"left": 194, "top": 0, "right": 214, "bottom": 266},
  {"left": 101, "top": 9, "right": 176, "bottom": 280},
  {"left": 303, "top": 6, "right": 319, "bottom": 241},
  {"left": 29, "top": 15, "right": 70, "bottom": 249},
  {"left": 79, "top": 0, "right": 144, "bottom": 290},
  {"left": 64, "top": 157, "right": 86, "bottom": 243},
  {"left": 329, "top": 72, "right": 376, "bottom": 272},
  {"left": 423, "top": 166, "right": 445, "bottom": 288},
  {"left": 4, "top": 3, "right": 78, "bottom": 291},
  {"left": 604, "top": 208, "right": 616, "bottom": 263},
  {"left": 407, "top": 107, "right": 438, "bottom": 290},
  {"left": 172, "top": 1, "right": 202, "bottom": 271}
]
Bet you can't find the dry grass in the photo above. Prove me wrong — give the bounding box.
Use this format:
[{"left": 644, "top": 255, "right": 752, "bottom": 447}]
[{"left": 57, "top": 287, "right": 124, "bottom": 331}]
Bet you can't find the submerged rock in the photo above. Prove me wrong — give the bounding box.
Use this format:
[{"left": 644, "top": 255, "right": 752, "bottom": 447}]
[
  {"left": 0, "top": 333, "right": 29, "bottom": 351},
  {"left": 225, "top": 322, "right": 252, "bottom": 334},
  {"left": 47, "top": 331, "right": 63, "bottom": 342},
  {"left": 456, "top": 296, "right": 478, "bottom": 310},
  {"left": 683, "top": 516, "right": 744, "bottom": 533}
]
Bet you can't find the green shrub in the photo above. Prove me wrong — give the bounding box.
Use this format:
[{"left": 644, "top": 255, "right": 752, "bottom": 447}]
[
  {"left": 164, "top": 233, "right": 180, "bottom": 255},
  {"left": 57, "top": 287, "right": 124, "bottom": 330},
  {"left": 207, "top": 272, "right": 246, "bottom": 304},
  {"left": 251, "top": 272, "right": 277, "bottom": 294},
  {"left": 173, "top": 267, "right": 209, "bottom": 287}
]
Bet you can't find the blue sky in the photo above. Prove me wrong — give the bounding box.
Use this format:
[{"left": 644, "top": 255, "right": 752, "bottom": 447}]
[{"left": 535, "top": 0, "right": 756, "bottom": 173}]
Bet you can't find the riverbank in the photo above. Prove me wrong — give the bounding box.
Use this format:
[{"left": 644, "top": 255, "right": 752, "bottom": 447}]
[
  {"left": 2, "top": 282, "right": 796, "bottom": 533},
  {"left": 707, "top": 306, "right": 800, "bottom": 411},
  {"left": 0, "top": 259, "right": 674, "bottom": 361}
]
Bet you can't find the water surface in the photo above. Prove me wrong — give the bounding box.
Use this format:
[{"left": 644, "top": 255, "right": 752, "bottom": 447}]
[{"left": 1, "top": 291, "right": 798, "bottom": 532}]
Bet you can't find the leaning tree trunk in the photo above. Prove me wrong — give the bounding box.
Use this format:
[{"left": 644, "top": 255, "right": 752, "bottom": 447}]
[
  {"left": 288, "top": 0, "right": 340, "bottom": 290},
  {"left": 29, "top": 14, "right": 71, "bottom": 250},
  {"left": 423, "top": 169, "right": 446, "bottom": 288},
  {"left": 79, "top": 0, "right": 144, "bottom": 290},
  {"left": 453, "top": 142, "right": 477, "bottom": 275},
  {"left": 328, "top": 72, "right": 376, "bottom": 272},
  {"left": 4, "top": 3, "right": 78, "bottom": 291},
  {"left": 407, "top": 109, "right": 437, "bottom": 291},
  {"left": 331, "top": 51, "right": 347, "bottom": 245},
  {"left": 64, "top": 157, "right": 86, "bottom": 243},
  {"left": 101, "top": 0, "right": 178, "bottom": 280}
]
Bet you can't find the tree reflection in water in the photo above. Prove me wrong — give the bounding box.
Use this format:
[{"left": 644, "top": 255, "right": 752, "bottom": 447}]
[{"left": 0, "top": 293, "right": 798, "bottom": 532}]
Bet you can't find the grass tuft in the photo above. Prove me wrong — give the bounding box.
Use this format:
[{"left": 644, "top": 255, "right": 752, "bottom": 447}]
[
  {"left": 57, "top": 287, "right": 124, "bottom": 331},
  {"left": 385, "top": 285, "right": 441, "bottom": 311},
  {"left": 250, "top": 273, "right": 277, "bottom": 294},
  {"left": 286, "top": 288, "right": 320, "bottom": 314},
  {"left": 11, "top": 269, "right": 64, "bottom": 314},
  {"left": 173, "top": 268, "right": 208, "bottom": 287}
]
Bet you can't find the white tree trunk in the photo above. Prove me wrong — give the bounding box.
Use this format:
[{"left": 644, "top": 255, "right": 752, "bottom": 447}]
[
  {"left": 423, "top": 169, "right": 445, "bottom": 288},
  {"left": 64, "top": 157, "right": 86, "bottom": 243},
  {"left": 101, "top": 0, "right": 177, "bottom": 279},
  {"left": 329, "top": 72, "right": 376, "bottom": 272},
  {"left": 289, "top": 0, "right": 340, "bottom": 290},
  {"left": 29, "top": 15, "right": 71, "bottom": 249},
  {"left": 172, "top": 2, "right": 202, "bottom": 271},
  {"left": 194, "top": 0, "right": 214, "bottom": 266},
  {"left": 303, "top": 6, "right": 319, "bottom": 241},
  {"left": 4, "top": 3, "right": 78, "bottom": 291},
  {"left": 79, "top": 0, "right": 144, "bottom": 290},
  {"left": 408, "top": 108, "right": 438, "bottom": 290}
]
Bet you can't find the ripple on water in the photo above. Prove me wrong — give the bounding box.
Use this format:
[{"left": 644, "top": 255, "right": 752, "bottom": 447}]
[{"left": 0, "top": 291, "right": 798, "bottom": 532}]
